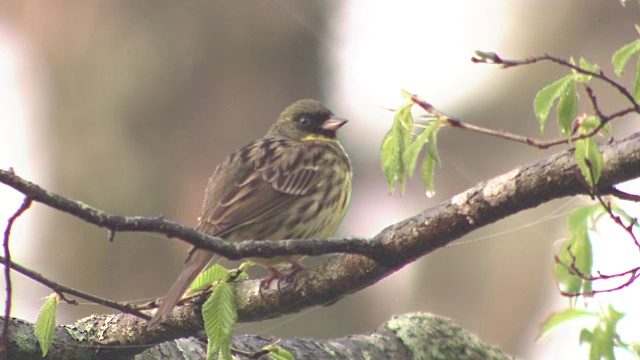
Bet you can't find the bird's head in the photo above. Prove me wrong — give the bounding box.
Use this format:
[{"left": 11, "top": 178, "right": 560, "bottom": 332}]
[{"left": 267, "top": 99, "right": 347, "bottom": 142}]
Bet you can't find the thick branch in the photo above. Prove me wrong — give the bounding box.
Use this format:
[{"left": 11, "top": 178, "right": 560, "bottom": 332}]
[
  {"left": 1, "top": 133, "right": 640, "bottom": 354},
  {"left": 1, "top": 134, "right": 639, "bottom": 262},
  {"left": 0, "top": 312, "right": 512, "bottom": 360}
]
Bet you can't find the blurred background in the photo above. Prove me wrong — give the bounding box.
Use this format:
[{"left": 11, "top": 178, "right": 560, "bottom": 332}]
[{"left": 0, "top": 1, "right": 639, "bottom": 358}]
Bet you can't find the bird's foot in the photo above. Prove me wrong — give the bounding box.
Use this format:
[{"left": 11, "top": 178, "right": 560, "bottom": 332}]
[
  {"left": 259, "top": 262, "right": 305, "bottom": 295},
  {"left": 259, "top": 267, "right": 282, "bottom": 296}
]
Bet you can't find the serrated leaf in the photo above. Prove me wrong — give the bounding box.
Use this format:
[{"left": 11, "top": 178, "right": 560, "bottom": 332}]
[
  {"left": 34, "top": 294, "right": 59, "bottom": 357},
  {"left": 557, "top": 79, "right": 578, "bottom": 136},
  {"left": 612, "top": 39, "right": 640, "bottom": 76},
  {"left": 381, "top": 103, "right": 413, "bottom": 194},
  {"left": 203, "top": 282, "right": 237, "bottom": 360},
  {"left": 538, "top": 308, "right": 597, "bottom": 340},
  {"left": 403, "top": 120, "right": 441, "bottom": 177},
  {"left": 264, "top": 345, "right": 295, "bottom": 360},
  {"left": 190, "top": 264, "right": 230, "bottom": 293},
  {"left": 534, "top": 75, "right": 573, "bottom": 133}
]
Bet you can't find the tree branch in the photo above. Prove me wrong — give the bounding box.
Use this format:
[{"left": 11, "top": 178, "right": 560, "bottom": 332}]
[
  {"left": 0, "top": 312, "right": 513, "bottom": 359},
  {"left": 0, "top": 131, "right": 637, "bottom": 354},
  {"left": 1, "top": 196, "right": 31, "bottom": 360},
  {"left": 2, "top": 134, "right": 639, "bottom": 266}
]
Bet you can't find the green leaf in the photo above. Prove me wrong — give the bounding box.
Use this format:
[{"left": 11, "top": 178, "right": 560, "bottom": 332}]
[
  {"left": 587, "top": 306, "right": 624, "bottom": 360},
  {"left": 554, "top": 234, "right": 583, "bottom": 295},
  {"left": 579, "top": 328, "right": 593, "bottom": 345},
  {"left": 534, "top": 75, "right": 573, "bottom": 133},
  {"left": 612, "top": 39, "right": 640, "bottom": 76},
  {"left": 567, "top": 205, "right": 600, "bottom": 232},
  {"left": 34, "top": 294, "right": 59, "bottom": 357},
  {"left": 403, "top": 125, "right": 431, "bottom": 177},
  {"left": 574, "top": 117, "right": 603, "bottom": 187},
  {"left": 554, "top": 206, "right": 598, "bottom": 295},
  {"left": 538, "top": 308, "right": 597, "bottom": 339},
  {"left": 264, "top": 344, "right": 295, "bottom": 360},
  {"left": 403, "top": 120, "right": 441, "bottom": 177},
  {"left": 190, "top": 264, "right": 229, "bottom": 293},
  {"left": 579, "top": 57, "right": 600, "bottom": 74},
  {"left": 575, "top": 137, "right": 602, "bottom": 187},
  {"left": 203, "top": 282, "right": 237, "bottom": 360},
  {"left": 556, "top": 78, "right": 578, "bottom": 136},
  {"left": 381, "top": 102, "right": 413, "bottom": 194},
  {"left": 634, "top": 56, "right": 640, "bottom": 102},
  {"left": 575, "top": 58, "right": 600, "bottom": 83},
  {"left": 421, "top": 137, "right": 439, "bottom": 198}
]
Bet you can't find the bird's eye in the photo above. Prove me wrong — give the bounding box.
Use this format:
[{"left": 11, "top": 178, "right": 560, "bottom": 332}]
[{"left": 298, "top": 117, "right": 310, "bottom": 126}]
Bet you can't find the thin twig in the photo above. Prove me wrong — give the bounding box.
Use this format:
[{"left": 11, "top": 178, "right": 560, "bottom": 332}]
[
  {"left": 472, "top": 53, "right": 640, "bottom": 110},
  {"left": 1, "top": 197, "right": 32, "bottom": 360},
  {"left": 0, "top": 168, "right": 376, "bottom": 261},
  {"left": 584, "top": 84, "right": 605, "bottom": 121},
  {"left": 409, "top": 93, "right": 631, "bottom": 149},
  {"left": 0, "top": 255, "right": 150, "bottom": 320},
  {"left": 555, "top": 252, "right": 640, "bottom": 297},
  {"left": 554, "top": 162, "right": 640, "bottom": 297},
  {"left": 603, "top": 187, "right": 640, "bottom": 202},
  {"left": 586, "top": 160, "right": 640, "bottom": 249}
]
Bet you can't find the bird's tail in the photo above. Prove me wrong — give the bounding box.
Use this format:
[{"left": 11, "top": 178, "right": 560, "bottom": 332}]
[{"left": 147, "top": 249, "right": 215, "bottom": 330}]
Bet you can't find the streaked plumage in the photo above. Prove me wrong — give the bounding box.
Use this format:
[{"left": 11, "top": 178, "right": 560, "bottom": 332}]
[{"left": 147, "top": 99, "right": 352, "bottom": 329}]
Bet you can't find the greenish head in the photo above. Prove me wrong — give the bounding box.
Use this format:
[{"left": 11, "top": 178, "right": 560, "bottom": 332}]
[{"left": 267, "top": 99, "right": 347, "bottom": 141}]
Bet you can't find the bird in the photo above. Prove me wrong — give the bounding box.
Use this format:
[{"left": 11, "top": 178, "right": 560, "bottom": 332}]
[{"left": 146, "top": 99, "right": 352, "bottom": 330}]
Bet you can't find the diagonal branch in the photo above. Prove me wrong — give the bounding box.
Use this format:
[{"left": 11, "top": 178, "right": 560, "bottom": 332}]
[
  {"left": 0, "top": 169, "right": 377, "bottom": 260},
  {"left": 2, "top": 131, "right": 632, "bottom": 354},
  {"left": 0, "top": 255, "right": 149, "bottom": 320},
  {"left": 1, "top": 133, "right": 640, "bottom": 353}
]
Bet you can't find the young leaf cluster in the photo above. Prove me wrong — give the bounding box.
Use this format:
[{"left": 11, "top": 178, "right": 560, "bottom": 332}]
[
  {"left": 554, "top": 205, "right": 598, "bottom": 297},
  {"left": 381, "top": 92, "right": 442, "bottom": 196},
  {"left": 194, "top": 264, "right": 241, "bottom": 360},
  {"left": 533, "top": 58, "right": 604, "bottom": 187},
  {"left": 540, "top": 305, "right": 640, "bottom": 359},
  {"left": 193, "top": 263, "right": 293, "bottom": 360}
]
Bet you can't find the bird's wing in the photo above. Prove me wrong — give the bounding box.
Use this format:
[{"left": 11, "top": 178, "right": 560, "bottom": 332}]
[{"left": 197, "top": 138, "right": 323, "bottom": 237}]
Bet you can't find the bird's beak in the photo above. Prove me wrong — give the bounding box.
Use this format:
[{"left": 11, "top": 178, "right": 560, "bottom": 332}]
[{"left": 321, "top": 117, "right": 348, "bottom": 131}]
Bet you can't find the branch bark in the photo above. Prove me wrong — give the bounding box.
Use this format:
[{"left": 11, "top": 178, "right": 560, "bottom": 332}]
[
  {"left": 1, "top": 312, "right": 512, "bottom": 359},
  {"left": 1, "top": 132, "right": 639, "bottom": 358}
]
